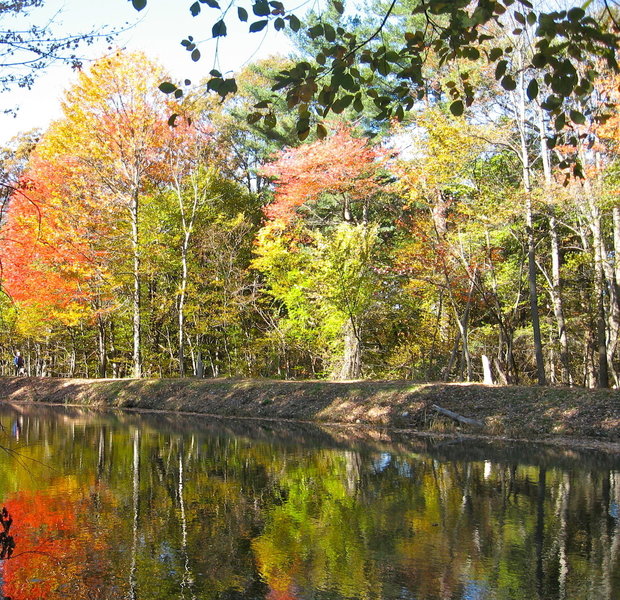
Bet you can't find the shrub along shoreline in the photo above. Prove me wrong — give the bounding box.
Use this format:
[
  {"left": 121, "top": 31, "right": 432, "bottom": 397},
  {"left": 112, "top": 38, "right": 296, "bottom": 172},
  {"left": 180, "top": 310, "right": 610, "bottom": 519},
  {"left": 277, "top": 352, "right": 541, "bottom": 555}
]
[{"left": 1, "top": 376, "right": 619, "bottom": 449}]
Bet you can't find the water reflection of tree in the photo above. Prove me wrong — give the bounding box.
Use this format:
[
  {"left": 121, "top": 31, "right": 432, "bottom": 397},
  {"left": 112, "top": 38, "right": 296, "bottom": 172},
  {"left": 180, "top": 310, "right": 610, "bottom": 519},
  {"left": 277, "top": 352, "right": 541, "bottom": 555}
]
[{"left": 1, "top": 406, "right": 620, "bottom": 600}]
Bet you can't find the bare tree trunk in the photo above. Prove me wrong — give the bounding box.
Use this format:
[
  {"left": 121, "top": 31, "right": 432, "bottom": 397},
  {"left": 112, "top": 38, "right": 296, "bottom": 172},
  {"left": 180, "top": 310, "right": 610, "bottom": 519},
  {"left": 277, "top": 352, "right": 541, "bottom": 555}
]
[
  {"left": 538, "top": 106, "right": 571, "bottom": 383},
  {"left": 456, "top": 281, "right": 475, "bottom": 382},
  {"left": 178, "top": 234, "right": 189, "bottom": 378},
  {"left": 97, "top": 315, "right": 107, "bottom": 378},
  {"left": 130, "top": 188, "right": 142, "bottom": 379},
  {"left": 339, "top": 318, "right": 362, "bottom": 380},
  {"left": 548, "top": 214, "right": 571, "bottom": 383},
  {"left": 515, "top": 71, "right": 545, "bottom": 384}
]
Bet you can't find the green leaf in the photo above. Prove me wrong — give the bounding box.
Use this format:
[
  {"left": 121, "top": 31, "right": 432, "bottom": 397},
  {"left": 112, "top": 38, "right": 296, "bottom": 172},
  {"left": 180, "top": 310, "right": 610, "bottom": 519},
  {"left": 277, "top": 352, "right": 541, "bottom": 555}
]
[
  {"left": 249, "top": 19, "right": 268, "bottom": 32},
  {"left": 450, "top": 100, "right": 464, "bottom": 116},
  {"left": 238, "top": 7, "right": 248, "bottom": 21},
  {"left": 158, "top": 82, "right": 177, "bottom": 94},
  {"left": 207, "top": 77, "right": 222, "bottom": 93},
  {"left": 501, "top": 75, "right": 516, "bottom": 91},
  {"left": 288, "top": 14, "right": 301, "bottom": 31},
  {"left": 308, "top": 24, "right": 324, "bottom": 38},
  {"left": 324, "top": 24, "right": 336, "bottom": 42},
  {"left": 316, "top": 123, "right": 328, "bottom": 139},
  {"left": 567, "top": 7, "right": 585, "bottom": 21},
  {"left": 247, "top": 112, "right": 262, "bottom": 124},
  {"left": 212, "top": 20, "right": 227, "bottom": 37},
  {"left": 514, "top": 11, "right": 525, "bottom": 25},
  {"left": 495, "top": 59, "right": 508, "bottom": 79},
  {"left": 332, "top": 94, "right": 354, "bottom": 113},
  {"left": 201, "top": 0, "right": 220, "bottom": 7},
  {"left": 174, "top": 89, "right": 184, "bottom": 99},
  {"left": 569, "top": 109, "right": 586, "bottom": 125},
  {"left": 269, "top": 1, "right": 284, "bottom": 12},
  {"left": 190, "top": 1, "right": 201, "bottom": 16},
  {"left": 274, "top": 17, "right": 285, "bottom": 30},
  {"left": 131, "top": 0, "right": 147, "bottom": 10},
  {"left": 221, "top": 78, "right": 237, "bottom": 95},
  {"left": 526, "top": 11, "right": 537, "bottom": 25},
  {"left": 555, "top": 112, "right": 566, "bottom": 131},
  {"left": 191, "top": 48, "right": 201, "bottom": 61},
  {"left": 168, "top": 114, "right": 179, "bottom": 127},
  {"left": 531, "top": 53, "right": 547, "bottom": 68},
  {"left": 541, "top": 95, "right": 562, "bottom": 111},
  {"left": 333, "top": 1, "right": 344, "bottom": 13},
  {"left": 526, "top": 78, "right": 538, "bottom": 101},
  {"left": 253, "top": 0, "right": 270, "bottom": 16}
]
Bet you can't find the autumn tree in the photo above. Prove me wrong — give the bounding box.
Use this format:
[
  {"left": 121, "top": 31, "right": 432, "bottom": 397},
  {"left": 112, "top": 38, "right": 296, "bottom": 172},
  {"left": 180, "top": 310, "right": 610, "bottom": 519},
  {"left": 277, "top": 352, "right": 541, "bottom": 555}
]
[
  {"left": 257, "top": 126, "right": 387, "bottom": 379},
  {"left": 40, "top": 50, "right": 176, "bottom": 378}
]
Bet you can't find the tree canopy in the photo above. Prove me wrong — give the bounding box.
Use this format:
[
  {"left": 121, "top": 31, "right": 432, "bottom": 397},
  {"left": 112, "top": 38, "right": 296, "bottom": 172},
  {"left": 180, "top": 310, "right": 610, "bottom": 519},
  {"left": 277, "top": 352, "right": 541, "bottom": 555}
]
[{"left": 134, "top": 0, "right": 619, "bottom": 138}]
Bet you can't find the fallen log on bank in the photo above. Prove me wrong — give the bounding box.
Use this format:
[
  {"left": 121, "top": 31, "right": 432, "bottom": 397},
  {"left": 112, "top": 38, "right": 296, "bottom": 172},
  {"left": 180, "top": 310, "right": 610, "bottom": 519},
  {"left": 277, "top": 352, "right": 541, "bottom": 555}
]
[{"left": 431, "top": 404, "right": 484, "bottom": 427}]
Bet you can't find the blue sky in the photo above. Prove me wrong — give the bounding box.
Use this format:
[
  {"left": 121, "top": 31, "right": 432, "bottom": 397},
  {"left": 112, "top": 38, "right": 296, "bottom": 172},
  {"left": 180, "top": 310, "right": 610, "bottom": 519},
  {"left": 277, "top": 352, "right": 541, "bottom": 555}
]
[{"left": 0, "top": 0, "right": 293, "bottom": 143}]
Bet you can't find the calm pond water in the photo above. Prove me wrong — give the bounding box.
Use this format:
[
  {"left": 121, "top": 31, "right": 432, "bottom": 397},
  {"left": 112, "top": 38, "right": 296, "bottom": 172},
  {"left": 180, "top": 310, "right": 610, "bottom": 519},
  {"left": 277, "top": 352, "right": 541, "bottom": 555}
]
[{"left": 0, "top": 403, "right": 618, "bottom": 600}]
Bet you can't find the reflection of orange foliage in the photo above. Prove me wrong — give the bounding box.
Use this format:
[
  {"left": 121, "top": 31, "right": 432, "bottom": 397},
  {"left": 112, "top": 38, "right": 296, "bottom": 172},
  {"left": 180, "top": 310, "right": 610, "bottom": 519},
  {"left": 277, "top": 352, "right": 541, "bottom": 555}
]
[
  {"left": 2, "top": 477, "right": 107, "bottom": 600},
  {"left": 267, "top": 586, "right": 300, "bottom": 600},
  {"left": 253, "top": 535, "right": 303, "bottom": 600}
]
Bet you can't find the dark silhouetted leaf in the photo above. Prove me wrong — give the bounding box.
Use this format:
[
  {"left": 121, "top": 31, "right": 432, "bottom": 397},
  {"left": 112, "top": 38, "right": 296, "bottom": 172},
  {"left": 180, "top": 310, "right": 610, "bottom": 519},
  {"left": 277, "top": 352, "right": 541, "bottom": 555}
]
[
  {"left": 288, "top": 14, "right": 301, "bottom": 31},
  {"left": 567, "top": 7, "right": 585, "bottom": 21},
  {"left": 450, "top": 100, "right": 464, "bottom": 116},
  {"left": 569, "top": 109, "right": 586, "bottom": 125},
  {"left": 158, "top": 82, "right": 177, "bottom": 94},
  {"left": 495, "top": 59, "right": 508, "bottom": 79},
  {"left": 212, "top": 20, "right": 227, "bottom": 37},
  {"left": 501, "top": 75, "right": 516, "bottom": 90},
  {"left": 250, "top": 20, "right": 268, "bottom": 32},
  {"left": 253, "top": 0, "right": 270, "bottom": 16}
]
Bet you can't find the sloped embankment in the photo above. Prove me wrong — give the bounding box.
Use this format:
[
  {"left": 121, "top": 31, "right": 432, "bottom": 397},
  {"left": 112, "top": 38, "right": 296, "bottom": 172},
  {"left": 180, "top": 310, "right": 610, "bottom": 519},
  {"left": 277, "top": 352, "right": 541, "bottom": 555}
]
[{"left": 1, "top": 376, "right": 618, "bottom": 444}]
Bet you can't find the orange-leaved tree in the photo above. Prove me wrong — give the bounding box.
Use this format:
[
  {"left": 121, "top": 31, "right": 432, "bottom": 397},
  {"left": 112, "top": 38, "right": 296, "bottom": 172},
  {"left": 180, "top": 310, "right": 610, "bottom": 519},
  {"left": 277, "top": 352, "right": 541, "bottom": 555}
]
[{"left": 34, "top": 50, "right": 179, "bottom": 377}]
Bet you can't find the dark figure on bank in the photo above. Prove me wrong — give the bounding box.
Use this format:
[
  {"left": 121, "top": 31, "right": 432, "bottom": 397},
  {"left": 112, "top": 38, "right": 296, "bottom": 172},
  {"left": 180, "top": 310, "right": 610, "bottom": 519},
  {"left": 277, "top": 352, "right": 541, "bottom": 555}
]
[
  {"left": 0, "top": 507, "right": 14, "bottom": 560},
  {"left": 13, "top": 351, "right": 25, "bottom": 376}
]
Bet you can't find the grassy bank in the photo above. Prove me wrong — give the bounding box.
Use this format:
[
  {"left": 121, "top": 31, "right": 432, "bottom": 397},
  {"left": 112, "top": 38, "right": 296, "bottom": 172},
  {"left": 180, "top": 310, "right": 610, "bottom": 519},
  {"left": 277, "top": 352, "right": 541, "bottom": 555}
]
[{"left": 1, "top": 376, "right": 618, "bottom": 445}]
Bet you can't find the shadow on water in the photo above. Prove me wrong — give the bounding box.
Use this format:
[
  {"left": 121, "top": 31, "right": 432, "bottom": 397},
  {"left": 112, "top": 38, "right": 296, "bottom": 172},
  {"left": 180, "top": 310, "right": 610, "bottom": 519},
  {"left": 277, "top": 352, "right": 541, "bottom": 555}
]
[{"left": 2, "top": 401, "right": 619, "bottom": 472}]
